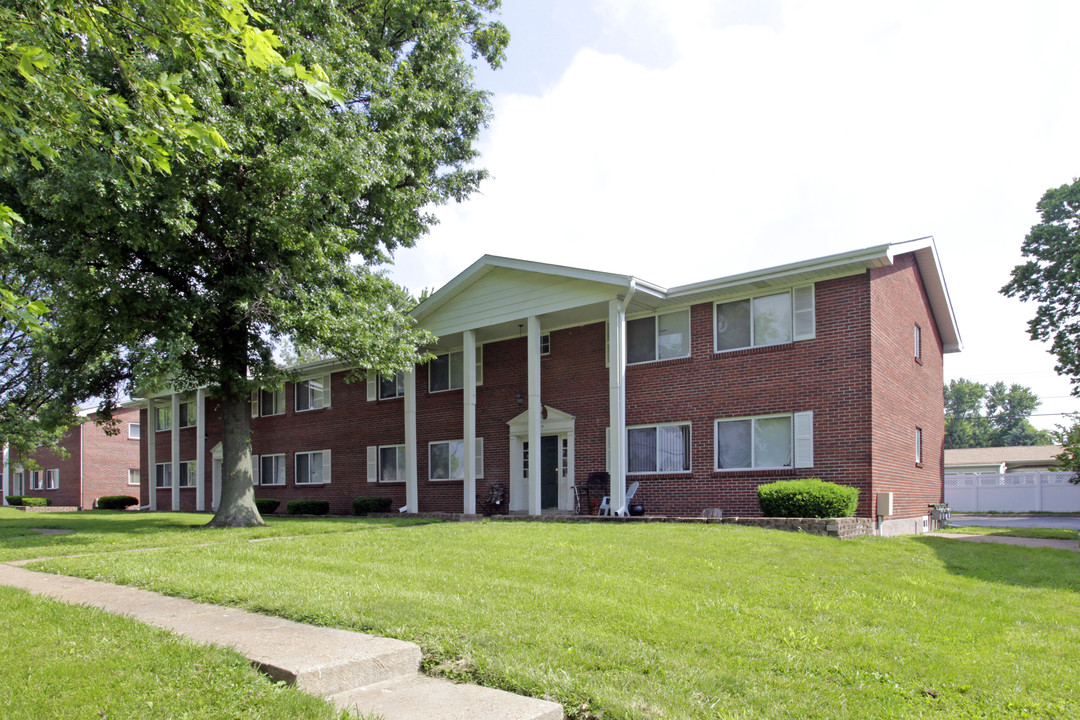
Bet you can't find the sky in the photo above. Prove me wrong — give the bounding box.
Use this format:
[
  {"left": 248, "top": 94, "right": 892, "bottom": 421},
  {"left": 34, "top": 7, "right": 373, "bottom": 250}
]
[{"left": 387, "top": 0, "right": 1080, "bottom": 430}]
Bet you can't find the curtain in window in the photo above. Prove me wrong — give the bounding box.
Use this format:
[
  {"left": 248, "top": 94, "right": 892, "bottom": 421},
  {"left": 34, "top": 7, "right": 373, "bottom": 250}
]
[
  {"left": 716, "top": 299, "right": 751, "bottom": 350},
  {"left": 628, "top": 427, "right": 657, "bottom": 473},
  {"left": 658, "top": 425, "right": 690, "bottom": 471},
  {"left": 752, "top": 293, "right": 792, "bottom": 346},
  {"left": 658, "top": 311, "right": 689, "bottom": 359},
  {"left": 755, "top": 417, "right": 792, "bottom": 468},
  {"left": 380, "top": 447, "right": 405, "bottom": 482},
  {"left": 716, "top": 420, "right": 752, "bottom": 469}
]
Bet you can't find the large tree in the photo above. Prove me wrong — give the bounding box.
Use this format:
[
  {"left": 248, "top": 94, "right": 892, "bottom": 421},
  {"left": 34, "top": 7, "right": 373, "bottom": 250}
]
[
  {"left": 944, "top": 378, "right": 1052, "bottom": 449},
  {"left": 6, "top": 0, "right": 508, "bottom": 526}
]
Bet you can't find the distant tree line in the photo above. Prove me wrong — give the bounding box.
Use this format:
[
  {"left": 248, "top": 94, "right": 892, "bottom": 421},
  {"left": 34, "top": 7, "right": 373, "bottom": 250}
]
[{"left": 944, "top": 379, "right": 1053, "bottom": 450}]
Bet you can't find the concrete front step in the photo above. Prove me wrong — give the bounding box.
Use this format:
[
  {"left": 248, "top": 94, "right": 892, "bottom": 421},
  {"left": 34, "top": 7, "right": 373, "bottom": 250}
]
[{"left": 331, "top": 674, "right": 564, "bottom": 720}]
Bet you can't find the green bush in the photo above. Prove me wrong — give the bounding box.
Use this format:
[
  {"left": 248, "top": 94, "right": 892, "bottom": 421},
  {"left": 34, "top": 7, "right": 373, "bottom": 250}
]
[
  {"left": 5, "top": 495, "right": 26, "bottom": 506},
  {"left": 757, "top": 478, "right": 859, "bottom": 518},
  {"left": 353, "top": 497, "right": 393, "bottom": 516},
  {"left": 20, "top": 497, "right": 51, "bottom": 507},
  {"left": 97, "top": 495, "right": 139, "bottom": 510},
  {"left": 255, "top": 498, "right": 281, "bottom": 515},
  {"left": 286, "top": 499, "right": 329, "bottom": 516}
]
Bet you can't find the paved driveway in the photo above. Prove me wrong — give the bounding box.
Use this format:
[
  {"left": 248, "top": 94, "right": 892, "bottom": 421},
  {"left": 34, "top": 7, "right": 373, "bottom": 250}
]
[{"left": 950, "top": 513, "right": 1080, "bottom": 530}]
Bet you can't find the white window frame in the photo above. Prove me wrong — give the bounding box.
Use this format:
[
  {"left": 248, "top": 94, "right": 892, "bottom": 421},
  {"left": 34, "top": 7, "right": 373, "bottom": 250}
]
[
  {"left": 380, "top": 371, "right": 405, "bottom": 400},
  {"left": 916, "top": 427, "right": 923, "bottom": 465},
  {"left": 177, "top": 461, "right": 196, "bottom": 488},
  {"left": 155, "top": 405, "right": 172, "bottom": 432},
  {"left": 540, "top": 333, "right": 551, "bottom": 356},
  {"left": 128, "top": 422, "right": 141, "bottom": 440},
  {"left": 295, "top": 376, "right": 331, "bottom": 412},
  {"left": 428, "top": 350, "right": 483, "bottom": 393},
  {"left": 295, "top": 450, "right": 331, "bottom": 485},
  {"left": 259, "top": 388, "right": 286, "bottom": 417},
  {"left": 626, "top": 422, "right": 692, "bottom": 475},
  {"left": 178, "top": 400, "right": 196, "bottom": 429},
  {"left": 714, "top": 412, "right": 814, "bottom": 471},
  {"left": 714, "top": 285, "right": 815, "bottom": 353},
  {"left": 128, "top": 469, "right": 141, "bottom": 486},
  {"left": 368, "top": 444, "right": 407, "bottom": 483},
  {"left": 627, "top": 308, "right": 691, "bottom": 365},
  {"left": 258, "top": 453, "right": 287, "bottom": 486},
  {"left": 45, "top": 469, "right": 59, "bottom": 490},
  {"left": 428, "top": 438, "right": 484, "bottom": 481},
  {"left": 154, "top": 463, "right": 171, "bottom": 489},
  {"left": 29, "top": 470, "right": 42, "bottom": 490},
  {"left": 914, "top": 324, "right": 922, "bottom": 363}
]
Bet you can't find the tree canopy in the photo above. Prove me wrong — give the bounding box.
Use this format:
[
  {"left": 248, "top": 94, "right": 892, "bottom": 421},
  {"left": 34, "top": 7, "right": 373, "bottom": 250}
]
[
  {"left": 944, "top": 378, "right": 1052, "bottom": 449},
  {"left": 5, "top": 0, "right": 508, "bottom": 525}
]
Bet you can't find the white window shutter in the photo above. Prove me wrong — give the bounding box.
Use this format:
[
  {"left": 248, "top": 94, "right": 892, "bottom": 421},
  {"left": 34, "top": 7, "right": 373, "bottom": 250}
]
[
  {"left": 323, "top": 449, "right": 332, "bottom": 483},
  {"left": 323, "top": 375, "right": 332, "bottom": 408},
  {"left": 476, "top": 348, "right": 484, "bottom": 386},
  {"left": 367, "top": 446, "right": 378, "bottom": 482},
  {"left": 793, "top": 285, "right": 816, "bottom": 341},
  {"left": 251, "top": 455, "right": 260, "bottom": 485},
  {"left": 367, "top": 375, "right": 377, "bottom": 402},
  {"left": 794, "top": 412, "right": 814, "bottom": 468},
  {"left": 475, "top": 438, "right": 484, "bottom": 478},
  {"left": 251, "top": 390, "right": 259, "bottom": 418}
]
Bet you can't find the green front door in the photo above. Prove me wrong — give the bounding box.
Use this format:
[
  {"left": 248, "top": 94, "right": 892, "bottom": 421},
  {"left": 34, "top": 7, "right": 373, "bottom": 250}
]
[{"left": 540, "top": 435, "right": 559, "bottom": 508}]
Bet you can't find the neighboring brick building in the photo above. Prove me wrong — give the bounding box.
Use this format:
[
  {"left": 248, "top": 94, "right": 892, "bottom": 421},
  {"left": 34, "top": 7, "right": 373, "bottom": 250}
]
[
  {"left": 3, "top": 406, "right": 142, "bottom": 509},
  {"left": 137, "top": 238, "right": 960, "bottom": 535}
]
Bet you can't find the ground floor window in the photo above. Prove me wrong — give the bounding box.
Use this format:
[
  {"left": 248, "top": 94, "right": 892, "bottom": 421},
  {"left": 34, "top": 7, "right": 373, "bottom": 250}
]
[
  {"left": 296, "top": 450, "right": 330, "bottom": 485},
  {"left": 45, "top": 469, "right": 59, "bottom": 490},
  {"left": 429, "top": 439, "right": 484, "bottom": 481},
  {"left": 628, "top": 423, "right": 691, "bottom": 474},
  {"left": 128, "top": 469, "right": 140, "bottom": 486},
  {"left": 716, "top": 415, "right": 793, "bottom": 470},
  {"left": 379, "top": 445, "right": 406, "bottom": 483},
  {"left": 155, "top": 463, "right": 171, "bottom": 489},
  {"left": 259, "top": 454, "right": 286, "bottom": 486}
]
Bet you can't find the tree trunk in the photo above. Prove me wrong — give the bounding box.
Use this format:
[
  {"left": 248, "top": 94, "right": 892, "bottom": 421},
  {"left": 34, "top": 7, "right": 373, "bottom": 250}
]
[{"left": 206, "top": 391, "right": 264, "bottom": 527}]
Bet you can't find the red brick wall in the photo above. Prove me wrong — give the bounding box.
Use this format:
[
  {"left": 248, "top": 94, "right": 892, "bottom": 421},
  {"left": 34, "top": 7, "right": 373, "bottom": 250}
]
[
  {"left": 870, "top": 252, "right": 946, "bottom": 518},
  {"left": 624, "top": 274, "right": 875, "bottom": 517},
  {"left": 13, "top": 407, "right": 140, "bottom": 509}
]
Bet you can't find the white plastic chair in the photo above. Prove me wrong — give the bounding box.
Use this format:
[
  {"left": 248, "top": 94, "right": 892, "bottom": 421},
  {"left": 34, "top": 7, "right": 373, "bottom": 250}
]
[{"left": 598, "top": 481, "right": 639, "bottom": 516}]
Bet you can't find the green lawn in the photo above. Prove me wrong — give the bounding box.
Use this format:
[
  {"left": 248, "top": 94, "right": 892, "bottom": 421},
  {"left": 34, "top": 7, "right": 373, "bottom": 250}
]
[
  {"left": 5, "top": 513, "right": 1078, "bottom": 720},
  {"left": 0, "top": 585, "right": 348, "bottom": 720}
]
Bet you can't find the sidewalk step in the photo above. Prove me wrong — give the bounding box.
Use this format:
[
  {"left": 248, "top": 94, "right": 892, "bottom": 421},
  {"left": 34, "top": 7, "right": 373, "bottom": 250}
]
[{"left": 331, "top": 674, "right": 564, "bottom": 720}]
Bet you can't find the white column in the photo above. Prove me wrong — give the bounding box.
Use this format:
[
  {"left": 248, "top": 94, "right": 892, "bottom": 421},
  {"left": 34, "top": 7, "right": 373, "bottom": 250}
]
[
  {"left": 608, "top": 298, "right": 627, "bottom": 515},
  {"left": 462, "top": 330, "right": 477, "bottom": 514},
  {"left": 2, "top": 443, "right": 9, "bottom": 505},
  {"left": 404, "top": 369, "right": 419, "bottom": 513},
  {"left": 195, "top": 388, "right": 206, "bottom": 512},
  {"left": 170, "top": 393, "right": 180, "bottom": 511},
  {"left": 146, "top": 399, "right": 157, "bottom": 510},
  {"left": 527, "top": 315, "right": 542, "bottom": 516}
]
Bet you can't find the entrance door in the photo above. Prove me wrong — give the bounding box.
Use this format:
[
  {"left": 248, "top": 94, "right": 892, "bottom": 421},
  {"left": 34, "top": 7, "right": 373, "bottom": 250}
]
[{"left": 540, "top": 435, "right": 559, "bottom": 508}]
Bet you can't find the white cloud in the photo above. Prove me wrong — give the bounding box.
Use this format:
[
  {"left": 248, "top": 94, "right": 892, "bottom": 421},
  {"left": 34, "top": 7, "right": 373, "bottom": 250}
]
[{"left": 389, "top": 0, "right": 1080, "bottom": 424}]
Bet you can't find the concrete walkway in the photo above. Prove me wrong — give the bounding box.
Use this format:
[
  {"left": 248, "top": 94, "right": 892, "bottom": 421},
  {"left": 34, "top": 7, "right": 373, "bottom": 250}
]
[
  {"left": 933, "top": 533, "right": 1079, "bottom": 551},
  {"left": 0, "top": 564, "right": 563, "bottom": 720}
]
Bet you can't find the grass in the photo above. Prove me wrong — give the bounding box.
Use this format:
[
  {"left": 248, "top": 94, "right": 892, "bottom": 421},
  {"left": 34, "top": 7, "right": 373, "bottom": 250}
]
[
  {"left": 940, "top": 525, "right": 1079, "bottom": 542},
  {"left": 8, "top": 517, "right": 1079, "bottom": 719},
  {"left": 0, "top": 584, "right": 349, "bottom": 720}
]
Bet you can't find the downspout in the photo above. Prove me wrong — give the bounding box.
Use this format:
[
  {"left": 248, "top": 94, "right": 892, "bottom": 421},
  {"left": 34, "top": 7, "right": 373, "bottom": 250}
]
[
  {"left": 615, "top": 278, "right": 637, "bottom": 515},
  {"left": 2, "top": 443, "right": 8, "bottom": 505},
  {"left": 80, "top": 424, "right": 85, "bottom": 510}
]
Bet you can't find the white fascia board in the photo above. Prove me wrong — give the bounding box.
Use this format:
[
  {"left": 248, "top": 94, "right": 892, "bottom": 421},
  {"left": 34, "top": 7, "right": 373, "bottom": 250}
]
[{"left": 898, "top": 239, "right": 963, "bottom": 354}]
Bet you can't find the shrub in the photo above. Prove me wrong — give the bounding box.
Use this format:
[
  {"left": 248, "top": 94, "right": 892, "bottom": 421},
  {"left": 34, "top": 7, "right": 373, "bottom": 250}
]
[
  {"left": 353, "top": 497, "right": 393, "bottom": 516},
  {"left": 757, "top": 478, "right": 859, "bottom": 518},
  {"left": 97, "top": 495, "right": 139, "bottom": 510},
  {"left": 286, "top": 499, "right": 329, "bottom": 516},
  {"left": 255, "top": 498, "right": 281, "bottom": 515},
  {"left": 5, "top": 495, "right": 26, "bottom": 506},
  {"left": 20, "top": 497, "right": 51, "bottom": 507}
]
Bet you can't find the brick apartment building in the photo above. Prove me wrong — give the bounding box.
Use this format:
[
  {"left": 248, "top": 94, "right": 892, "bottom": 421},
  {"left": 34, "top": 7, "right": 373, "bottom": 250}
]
[
  {"left": 3, "top": 406, "right": 142, "bottom": 509},
  {"left": 135, "top": 237, "right": 960, "bottom": 535}
]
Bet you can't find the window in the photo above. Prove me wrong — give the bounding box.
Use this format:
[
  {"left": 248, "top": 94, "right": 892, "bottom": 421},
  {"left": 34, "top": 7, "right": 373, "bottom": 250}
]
[
  {"left": 155, "top": 463, "right": 171, "bottom": 488},
  {"left": 540, "top": 333, "right": 551, "bottom": 356},
  {"left": 914, "top": 324, "right": 922, "bottom": 363},
  {"left": 915, "top": 427, "right": 923, "bottom": 465},
  {"left": 377, "top": 445, "right": 406, "bottom": 483},
  {"left": 177, "top": 461, "right": 195, "bottom": 488},
  {"left": 178, "top": 401, "right": 196, "bottom": 428},
  {"left": 296, "top": 450, "right": 330, "bottom": 485},
  {"left": 155, "top": 405, "right": 172, "bottom": 432},
  {"left": 628, "top": 423, "right": 691, "bottom": 474},
  {"left": 428, "top": 350, "right": 483, "bottom": 392},
  {"left": 715, "top": 412, "right": 814, "bottom": 470},
  {"left": 128, "top": 469, "right": 140, "bottom": 486},
  {"left": 715, "top": 285, "right": 814, "bottom": 352},
  {"left": 429, "top": 439, "right": 484, "bottom": 481},
  {"left": 128, "top": 422, "right": 141, "bottom": 440},
  {"left": 259, "top": 454, "right": 286, "bottom": 486},
  {"left": 380, "top": 371, "right": 405, "bottom": 400},
  {"left": 627, "top": 309, "right": 690, "bottom": 364},
  {"left": 45, "top": 469, "right": 59, "bottom": 489},
  {"left": 260, "top": 388, "right": 285, "bottom": 416},
  {"left": 296, "top": 376, "right": 330, "bottom": 412}
]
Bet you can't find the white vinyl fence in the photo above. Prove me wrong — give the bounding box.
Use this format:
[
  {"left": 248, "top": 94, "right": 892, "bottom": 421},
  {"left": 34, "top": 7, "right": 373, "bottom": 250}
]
[{"left": 945, "top": 472, "right": 1080, "bottom": 513}]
